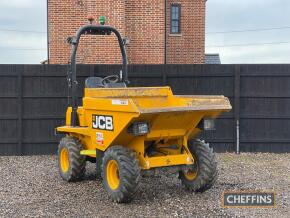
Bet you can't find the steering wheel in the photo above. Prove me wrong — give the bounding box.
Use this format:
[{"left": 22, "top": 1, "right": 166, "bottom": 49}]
[{"left": 101, "top": 75, "right": 119, "bottom": 86}]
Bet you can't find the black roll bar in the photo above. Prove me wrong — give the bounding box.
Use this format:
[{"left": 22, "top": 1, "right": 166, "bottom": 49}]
[{"left": 68, "top": 25, "right": 129, "bottom": 126}]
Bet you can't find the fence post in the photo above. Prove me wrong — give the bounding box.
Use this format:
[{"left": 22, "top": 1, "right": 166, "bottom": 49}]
[
  {"left": 234, "top": 65, "right": 241, "bottom": 154},
  {"left": 162, "top": 66, "right": 167, "bottom": 86},
  {"left": 17, "top": 70, "right": 23, "bottom": 155},
  {"left": 90, "top": 65, "right": 94, "bottom": 77}
]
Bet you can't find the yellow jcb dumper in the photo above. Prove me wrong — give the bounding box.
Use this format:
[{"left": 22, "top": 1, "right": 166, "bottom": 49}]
[{"left": 56, "top": 19, "right": 232, "bottom": 203}]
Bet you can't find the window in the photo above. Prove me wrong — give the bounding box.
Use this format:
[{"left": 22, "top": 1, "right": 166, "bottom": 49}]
[{"left": 171, "top": 4, "right": 181, "bottom": 34}]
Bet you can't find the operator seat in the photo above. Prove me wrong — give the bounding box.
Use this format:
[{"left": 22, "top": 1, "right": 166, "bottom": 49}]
[
  {"left": 85, "top": 77, "right": 127, "bottom": 88},
  {"left": 85, "top": 77, "right": 104, "bottom": 88}
]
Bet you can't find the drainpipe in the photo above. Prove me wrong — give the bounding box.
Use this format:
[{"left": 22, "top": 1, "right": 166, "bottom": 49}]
[
  {"left": 164, "top": 0, "right": 167, "bottom": 64},
  {"left": 234, "top": 65, "right": 241, "bottom": 154},
  {"left": 236, "top": 120, "right": 240, "bottom": 154},
  {"left": 47, "top": 0, "right": 50, "bottom": 64}
]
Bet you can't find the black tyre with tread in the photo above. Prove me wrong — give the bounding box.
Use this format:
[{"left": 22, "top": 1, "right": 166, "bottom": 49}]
[
  {"left": 58, "top": 136, "right": 86, "bottom": 182},
  {"left": 102, "top": 146, "right": 141, "bottom": 203},
  {"left": 179, "top": 139, "right": 217, "bottom": 192}
]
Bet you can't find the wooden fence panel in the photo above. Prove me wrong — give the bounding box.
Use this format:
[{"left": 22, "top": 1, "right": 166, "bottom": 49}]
[{"left": 0, "top": 64, "right": 290, "bottom": 155}]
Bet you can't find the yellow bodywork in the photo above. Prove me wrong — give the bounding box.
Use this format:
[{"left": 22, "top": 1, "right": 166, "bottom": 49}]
[{"left": 57, "top": 86, "right": 231, "bottom": 170}]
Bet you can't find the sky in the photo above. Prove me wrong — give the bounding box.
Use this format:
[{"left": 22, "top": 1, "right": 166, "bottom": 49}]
[{"left": 0, "top": 0, "right": 289, "bottom": 64}]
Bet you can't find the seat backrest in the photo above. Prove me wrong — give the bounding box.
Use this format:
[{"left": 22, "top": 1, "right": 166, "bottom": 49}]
[{"left": 85, "top": 77, "right": 104, "bottom": 88}]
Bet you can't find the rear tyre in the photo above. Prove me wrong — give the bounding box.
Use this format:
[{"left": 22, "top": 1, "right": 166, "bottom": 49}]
[
  {"left": 102, "top": 146, "right": 141, "bottom": 203},
  {"left": 58, "top": 136, "right": 86, "bottom": 182},
  {"left": 179, "top": 139, "right": 217, "bottom": 192}
]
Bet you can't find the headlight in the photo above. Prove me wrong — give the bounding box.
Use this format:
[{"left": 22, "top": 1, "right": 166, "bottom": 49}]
[
  {"left": 128, "top": 122, "right": 149, "bottom": 136},
  {"left": 198, "top": 119, "right": 215, "bottom": 131}
]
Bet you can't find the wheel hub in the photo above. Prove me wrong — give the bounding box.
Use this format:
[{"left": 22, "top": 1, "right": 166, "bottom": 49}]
[
  {"left": 106, "top": 160, "right": 120, "bottom": 190},
  {"left": 60, "top": 148, "right": 70, "bottom": 173},
  {"left": 183, "top": 169, "right": 198, "bottom": 180}
]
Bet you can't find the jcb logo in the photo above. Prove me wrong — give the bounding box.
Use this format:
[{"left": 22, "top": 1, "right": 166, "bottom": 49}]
[{"left": 92, "top": 115, "right": 114, "bottom": 131}]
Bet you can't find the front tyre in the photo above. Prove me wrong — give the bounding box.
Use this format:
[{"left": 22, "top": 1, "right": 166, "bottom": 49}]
[
  {"left": 179, "top": 139, "right": 218, "bottom": 192},
  {"left": 58, "top": 136, "right": 86, "bottom": 182},
  {"left": 102, "top": 146, "right": 141, "bottom": 203}
]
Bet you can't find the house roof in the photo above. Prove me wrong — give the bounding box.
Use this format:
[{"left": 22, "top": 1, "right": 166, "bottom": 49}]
[{"left": 205, "top": 54, "right": 221, "bottom": 64}]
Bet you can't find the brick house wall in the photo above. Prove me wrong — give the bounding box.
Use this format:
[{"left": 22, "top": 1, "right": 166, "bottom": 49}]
[
  {"left": 48, "top": 0, "right": 206, "bottom": 64},
  {"left": 166, "top": 0, "right": 205, "bottom": 64},
  {"left": 125, "top": 0, "right": 165, "bottom": 64}
]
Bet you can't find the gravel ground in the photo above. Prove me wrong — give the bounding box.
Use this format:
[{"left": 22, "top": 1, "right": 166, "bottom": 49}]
[{"left": 0, "top": 153, "right": 289, "bottom": 218}]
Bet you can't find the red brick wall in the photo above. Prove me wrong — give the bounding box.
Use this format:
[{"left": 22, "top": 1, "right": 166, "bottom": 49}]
[
  {"left": 48, "top": 0, "right": 205, "bottom": 64},
  {"left": 125, "top": 0, "right": 165, "bottom": 64},
  {"left": 166, "top": 0, "right": 205, "bottom": 64},
  {"left": 48, "top": 0, "right": 125, "bottom": 64}
]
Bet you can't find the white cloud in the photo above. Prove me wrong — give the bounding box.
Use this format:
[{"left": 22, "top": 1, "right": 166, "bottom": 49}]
[
  {"left": 207, "top": 44, "right": 290, "bottom": 64},
  {"left": 206, "top": 0, "right": 290, "bottom": 63},
  {"left": 0, "top": 32, "right": 47, "bottom": 64},
  {"left": 0, "top": 0, "right": 46, "bottom": 63},
  {"left": 0, "top": 0, "right": 43, "bottom": 8},
  {"left": 0, "top": 32, "right": 46, "bottom": 48}
]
